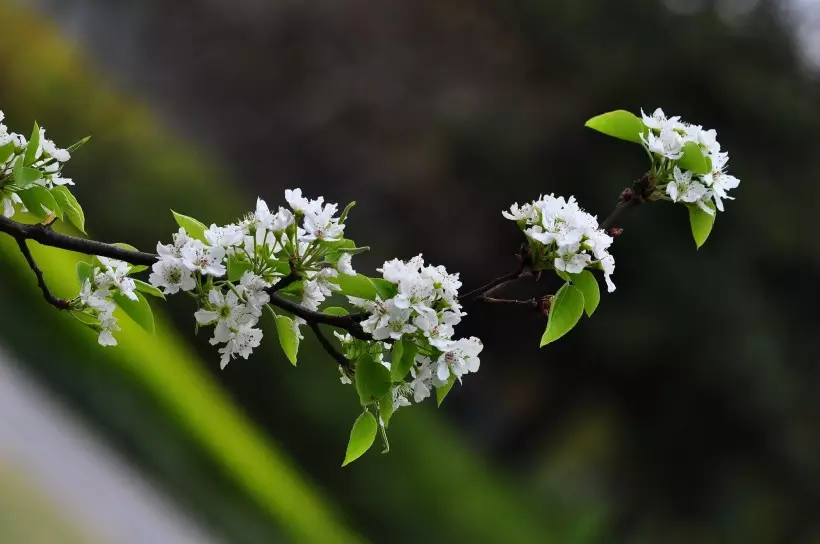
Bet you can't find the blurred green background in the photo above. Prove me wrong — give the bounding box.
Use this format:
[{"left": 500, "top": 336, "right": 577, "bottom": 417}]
[{"left": 1, "top": 0, "right": 819, "bottom": 542}]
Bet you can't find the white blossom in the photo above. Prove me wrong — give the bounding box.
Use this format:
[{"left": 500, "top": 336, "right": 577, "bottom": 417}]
[
  {"left": 149, "top": 258, "right": 196, "bottom": 295},
  {"left": 337, "top": 253, "right": 356, "bottom": 275}
]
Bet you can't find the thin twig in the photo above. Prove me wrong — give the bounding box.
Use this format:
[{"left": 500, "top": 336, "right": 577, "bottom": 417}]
[
  {"left": 15, "top": 238, "right": 71, "bottom": 309},
  {"left": 459, "top": 268, "right": 527, "bottom": 303},
  {"left": 308, "top": 321, "right": 352, "bottom": 372},
  {"left": 480, "top": 296, "right": 539, "bottom": 308}
]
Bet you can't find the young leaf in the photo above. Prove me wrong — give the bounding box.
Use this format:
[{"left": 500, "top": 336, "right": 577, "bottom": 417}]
[
  {"left": 355, "top": 353, "right": 391, "bottom": 405},
  {"left": 687, "top": 203, "right": 716, "bottom": 249},
  {"left": 17, "top": 185, "right": 58, "bottom": 220},
  {"left": 342, "top": 411, "right": 377, "bottom": 466},
  {"left": 540, "top": 283, "right": 585, "bottom": 347},
  {"left": 171, "top": 210, "right": 208, "bottom": 242},
  {"left": 133, "top": 279, "right": 166, "bottom": 300},
  {"left": 14, "top": 165, "right": 43, "bottom": 188},
  {"left": 677, "top": 142, "right": 709, "bottom": 174},
  {"left": 227, "top": 255, "right": 253, "bottom": 282},
  {"left": 0, "top": 142, "right": 14, "bottom": 165},
  {"left": 323, "top": 306, "right": 349, "bottom": 316},
  {"left": 274, "top": 314, "right": 300, "bottom": 366},
  {"left": 113, "top": 291, "right": 155, "bottom": 334},
  {"left": 338, "top": 201, "right": 356, "bottom": 224},
  {"left": 66, "top": 135, "right": 91, "bottom": 154},
  {"left": 371, "top": 278, "right": 398, "bottom": 300},
  {"left": 435, "top": 375, "right": 457, "bottom": 407},
  {"left": 585, "top": 110, "right": 646, "bottom": 144},
  {"left": 390, "top": 339, "right": 418, "bottom": 382},
  {"left": 24, "top": 122, "right": 40, "bottom": 166},
  {"left": 334, "top": 274, "right": 377, "bottom": 299},
  {"left": 571, "top": 270, "right": 601, "bottom": 317},
  {"left": 379, "top": 393, "right": 395, "bottom": 429},
  {"left": 51, "top": 186, "right": 86, "bottom": 233},
  {"left": 76, "top": 261, "right": 94, "bottom": 286}
]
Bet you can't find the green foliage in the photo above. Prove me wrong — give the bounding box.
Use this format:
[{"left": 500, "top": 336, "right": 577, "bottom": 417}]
[
  {"left": 51, "top": 186, "right": 85, "bottom": 233},
  {"left": 390, "top": 338, "right": 418, "bottom": 382},
  {"left": 171, "top": 210, "right": 208, "bottom": 242},
  {"left": 13, "top": 157, "right": 43, "bottom": 187},
  {"left": 227, "top": 254, "right": 253, "bottom": 282},
  {"left": 322, "top": 306, "right": 349, "bottom": 316},
  {"left": 688, "top": 203, "right": 716, "bottom": 249},
  {"left": 274, "top": 314, "right": 300, "bottom": 366},
  {"left": 436, "top": 375, "right": 457, "bottom": 407},
  {"left": 678, "top": 141, "right": 710, "bottom": 174},
  {"left": 355, "top": 353, "right": 391, "bottom": 405},
  {"left": 17, "top": 185, "right": 57, "bottom": 220},
  {"left": 133, "top": 278, "right": 166, "bottom": 300},
  {"left": 76, "top": 261, "right": 93, "bottom": 286},
  {"left": 585, "top": 110, "right": 646, "bottom": 144},
  {"left": 379, "top": 393, "right": 395, "bottom": 428},
  {"left": 540, "top": 283, "right": 585, "bottom": 346},
  {"left": 571, "top": 270, "right": 600, "bottom": 317},
  {"left": 334, "top": 274, "right": 397, "bottom": 300},
  {"left": 342, "top": 411, "right": 377, "bottom": 466},
  {"left": 112, "top": 291, "right": 155, "bottom": 334},
  {"left": 0, "top": 142, "right": 14, "bottom": 165},
  {"left": 23, "top": 121, "right": 40, "bottom": 166}
]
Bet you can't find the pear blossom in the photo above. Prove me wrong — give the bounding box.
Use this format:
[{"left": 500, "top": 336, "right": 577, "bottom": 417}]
[
  {"left": 181, "top": 241, "right": 226, "bottom": 277},
  {"left": 337, "top": 253, "right": 356, "bottom": 275},
  {"left": 504, "top": 193, "right": 617, "bottom": 292},
  {"left": 96, "top": 257, "right": 138, "bottom": 301},
  {"left": 149, "top": 258, "right": 196, "bottom": 295}
]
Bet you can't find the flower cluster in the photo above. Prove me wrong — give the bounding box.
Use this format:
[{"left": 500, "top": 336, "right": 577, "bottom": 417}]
[
  {"left": 1, "top": 110, "right": 75, "bottom": 218},
  {"left": 640, "top": 108, "right": 740, "bottom": 215},
  {"left": 149, "top": 189, "right": 356, "bottom": 368},
  {"left": 346, "top": 255, "right": 483, "bottom": 410},
  {"left": 72, "top": 257, "right": 140, "bottom": 346},
  {"left": 503, "top": 194, "right": 616, "bottom": 292}
]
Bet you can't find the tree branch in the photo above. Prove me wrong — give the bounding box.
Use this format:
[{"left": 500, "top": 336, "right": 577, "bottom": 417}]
[
  {"left": 15, "top": 238, "right": 71, "bottom": 310},
  {"left": 0, "top": 216, "right": 157, "bottom": 266},
  {"left": 267, "top": 292, "right": 370, "bottom": 340},
  {"left": 308, "top": 321, "right": 352, "bottom": 373}
]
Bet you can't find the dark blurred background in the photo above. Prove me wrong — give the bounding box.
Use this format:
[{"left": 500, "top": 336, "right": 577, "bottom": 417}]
[{"left": 1, "top": 0, "right": 819, "bottom": 542}]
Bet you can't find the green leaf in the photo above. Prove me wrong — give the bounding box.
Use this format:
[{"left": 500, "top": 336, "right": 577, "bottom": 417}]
[
  {"left": 322, "top": 306, "right": 349, "bottom": 316},
  {"left": 133, "top": 279, "right": 166, "bottom": 300},
  {"left": 379, "top": 393, "right": 395, "bottom": 429},
  {"left": 687, "top": 203, "right": 716, "bottom": 249},
  {"left": 51, "top": 186, "right": 86, "bottom": 233},
  {"left": 227, "top": 255, "right": 253, "bottom": 282},
  {"left": 371, "top": 278, "right": 398, "bottom": 300},
  {"left": 274, "top": 314, "right": 300, "bottom": 366},
  {"left": 334, "top": 274, "right": 376, "bottom": 299},
  {"left": 24, "top": 122, "right": 40, "bottom": 166},
  {"left": 171, "top": 210, "right": 208, "bottom": 242},
  {"left": 0, "top": 142, "right": 14, "bottom": 165},
  {"left": 342, "top": 411, "right": 377, "bottom": 466},
  {"left": 76, "top": 261, "right": 94, "bottom": 286},
  {"left": 338, "top": 201, "right": 356, "bottom": 224},
  {"left": 585, "top": 110, "right": 646, "bottom": 144},
  {"left": 390, "top": 339, "right": 418, "bottom": 382},
  {"left": 677, "top": 141, "right": 710, "bottom": 175},
  {"left": 113, "top": 291, "right": 155, "bottom": 334},
  {"left": 17, "top": 185, "right": 58, "bottom": 220},
  {"left": 436, "top": 374, "right": 457, "bottom": 407},
  {"left": 540, "top": 284, "right": 585, "bottom": 347},
  {"left": 14, "top": 164, "right": 43, "bottom": 188},
  {"left": 571, "top": 270, "right": 601, "bottom": 317},
  {"left": 355, "top": 353, "right": 391, "bottom": 405},
  {"left": 65, "top": 135, "right": 91, "bottom": 154}
]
